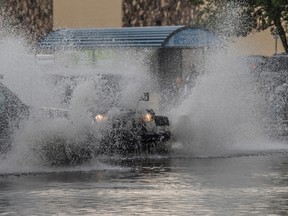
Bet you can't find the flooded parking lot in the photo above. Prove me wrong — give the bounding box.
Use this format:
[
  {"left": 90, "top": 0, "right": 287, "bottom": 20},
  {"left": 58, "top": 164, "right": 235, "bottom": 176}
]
[{"left": 1, "top": 150, "right": 288, "bottom": 215}]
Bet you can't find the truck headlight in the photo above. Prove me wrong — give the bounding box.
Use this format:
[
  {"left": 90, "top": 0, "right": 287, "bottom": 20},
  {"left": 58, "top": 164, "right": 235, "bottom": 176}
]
[
  {"left": 143, "top": 113, "right": 154, "bottom": 122},
  {"left": 95, "top": 114, "right": 107, "bottom": 122}
]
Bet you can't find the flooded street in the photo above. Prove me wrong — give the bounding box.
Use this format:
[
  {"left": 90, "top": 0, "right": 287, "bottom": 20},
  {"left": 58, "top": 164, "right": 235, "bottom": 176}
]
[
  {"left": 1, "top": 14, "right": 288, "bottom": 216},
  {"left": 1, "top": 150, "right": 288, "bottom": 215}
]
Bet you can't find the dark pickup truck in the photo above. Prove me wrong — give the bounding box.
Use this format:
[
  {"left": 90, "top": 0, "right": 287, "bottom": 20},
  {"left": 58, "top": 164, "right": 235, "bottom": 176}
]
[{"left": 43, "top": 74, "right": 171, "bottom": 164}]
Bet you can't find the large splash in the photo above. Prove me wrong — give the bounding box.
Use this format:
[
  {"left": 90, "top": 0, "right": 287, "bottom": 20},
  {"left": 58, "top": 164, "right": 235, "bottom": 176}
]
[
  {"left": 0, "top": 27, "right": 158, "bottom": 172},
  {"left": 170, "top": 49, "right": 275, "bottom": 156},
  {"left": 169, "top": 1, "right": 288, "bottom": 157}
]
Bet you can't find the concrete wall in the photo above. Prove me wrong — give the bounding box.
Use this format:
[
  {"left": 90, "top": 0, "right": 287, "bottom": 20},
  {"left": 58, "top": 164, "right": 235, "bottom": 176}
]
[
  {"left": 53, "top": 0, "right": 122, "bottom": 29},
  {"left": 230, "top": 29, "right": 285, "bottom": 56}
]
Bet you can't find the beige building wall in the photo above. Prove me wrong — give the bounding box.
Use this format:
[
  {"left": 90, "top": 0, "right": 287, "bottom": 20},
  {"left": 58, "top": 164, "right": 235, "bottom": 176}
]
[
  {"left": 53, "top": 0, "right": 122, "bottom": 29},
  {"left": 229, "top": 29, "right": 285, "bottom": 57}
]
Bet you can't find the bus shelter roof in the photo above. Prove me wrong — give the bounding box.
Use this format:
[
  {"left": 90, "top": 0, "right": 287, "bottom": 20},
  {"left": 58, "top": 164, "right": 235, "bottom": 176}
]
[{"left": 37, "top": 26, "right": 222, "bottom": 50}]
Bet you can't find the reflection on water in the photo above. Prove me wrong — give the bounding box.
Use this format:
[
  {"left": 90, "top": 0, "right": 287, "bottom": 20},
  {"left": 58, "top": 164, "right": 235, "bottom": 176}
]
[{"left": 1, "top": 154, "right": 288, "bottom": 215}]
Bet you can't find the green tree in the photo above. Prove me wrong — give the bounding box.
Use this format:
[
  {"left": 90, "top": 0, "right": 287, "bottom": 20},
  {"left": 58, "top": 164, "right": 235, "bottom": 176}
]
[
  {"left": 190, "top": 0, "right": 288, "bottom": 53},
  {"left": 0, "top": 0, "right": 4, "bottom": 9}
]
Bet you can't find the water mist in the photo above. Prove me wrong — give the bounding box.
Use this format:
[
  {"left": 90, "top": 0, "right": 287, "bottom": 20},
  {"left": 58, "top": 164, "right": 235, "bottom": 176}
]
[
  {"left": 0, "top": 26, "right": 156, "bottom": 172},
  {"left": 169, "top": 2, "right": 288, "bottom": 157},
  {"left": 171, "top": 50, "right": 274, "bottom": 156}
]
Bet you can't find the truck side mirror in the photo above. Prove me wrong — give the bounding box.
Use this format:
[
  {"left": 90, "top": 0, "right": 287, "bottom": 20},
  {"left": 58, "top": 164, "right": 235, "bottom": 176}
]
[{"left": 141, "top": 92, "right": 149, "bottom": 101}]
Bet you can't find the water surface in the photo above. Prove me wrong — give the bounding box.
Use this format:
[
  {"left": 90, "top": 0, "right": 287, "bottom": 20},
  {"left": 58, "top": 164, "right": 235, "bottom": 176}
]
[{"left": 1, "top": 152, "right": 288, "bottom": 215}]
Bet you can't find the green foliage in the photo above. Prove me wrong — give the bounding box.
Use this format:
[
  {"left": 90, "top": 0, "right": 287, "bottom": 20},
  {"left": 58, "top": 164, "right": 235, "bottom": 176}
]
[
  {"left": 189, "top": 0, "right": 288, "bottom": 52},
  {"left": 0, "top": 0, "right": 5, "bottom": 8}
]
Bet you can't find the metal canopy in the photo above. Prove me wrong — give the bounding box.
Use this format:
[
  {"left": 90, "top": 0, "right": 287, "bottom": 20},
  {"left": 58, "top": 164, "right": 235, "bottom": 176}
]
[{"left": 37, "top": 26, "right": 222, "bottom": 50}]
